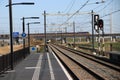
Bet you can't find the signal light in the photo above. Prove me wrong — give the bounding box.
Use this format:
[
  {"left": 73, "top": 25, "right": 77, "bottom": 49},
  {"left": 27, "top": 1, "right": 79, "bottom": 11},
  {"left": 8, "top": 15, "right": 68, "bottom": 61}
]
[
  {"left": 94, "top": 15, "right": 99, "bottom": 26},
  {"left": 94, "top": 15, "right": 99, "bottom": 32},
  {"left": 98, "top": 19, "right": 104, "bottom": 30}
]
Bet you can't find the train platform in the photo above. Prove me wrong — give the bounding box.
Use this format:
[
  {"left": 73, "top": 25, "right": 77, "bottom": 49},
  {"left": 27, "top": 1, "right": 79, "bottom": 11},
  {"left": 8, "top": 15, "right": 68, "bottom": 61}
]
[{"left": 0, "top": 52, "right": 72, "bottom": 80}]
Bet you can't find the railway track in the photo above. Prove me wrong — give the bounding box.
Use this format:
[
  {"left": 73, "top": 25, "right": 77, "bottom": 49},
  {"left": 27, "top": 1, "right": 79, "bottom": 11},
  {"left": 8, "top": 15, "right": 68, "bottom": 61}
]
[{"left": 48, "top": 44, "right": 120, "bottom": 80}]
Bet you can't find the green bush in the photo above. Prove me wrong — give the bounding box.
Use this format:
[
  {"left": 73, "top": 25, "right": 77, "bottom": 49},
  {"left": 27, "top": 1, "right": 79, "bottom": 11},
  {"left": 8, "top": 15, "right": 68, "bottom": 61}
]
[{"left": 112, "top": 42, "right": 120, "bottom": 51}]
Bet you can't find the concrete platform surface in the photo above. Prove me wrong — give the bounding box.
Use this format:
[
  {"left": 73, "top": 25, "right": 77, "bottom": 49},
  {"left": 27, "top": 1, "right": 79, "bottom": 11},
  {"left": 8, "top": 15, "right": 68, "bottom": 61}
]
[{"left": 0, "top": 52, "right": 70, "bottom": 80}]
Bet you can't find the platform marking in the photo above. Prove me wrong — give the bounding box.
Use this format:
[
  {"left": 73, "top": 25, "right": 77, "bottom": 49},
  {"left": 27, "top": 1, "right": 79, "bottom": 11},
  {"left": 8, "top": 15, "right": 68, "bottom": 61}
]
[
  {"left": 6, "top": 70, "right": 15, "bottom": 73},
  {"left": 47, "top": 53, "right": 55, "bottom": 80},
  {"left": 25, "top": 67, "right": 40, "bottom": 69},
  {"left": 32, "top": 54, "right": 43, "bottom": 80},
  {"left": 52, "top": 52, "right": 73, "bottom": 80}
]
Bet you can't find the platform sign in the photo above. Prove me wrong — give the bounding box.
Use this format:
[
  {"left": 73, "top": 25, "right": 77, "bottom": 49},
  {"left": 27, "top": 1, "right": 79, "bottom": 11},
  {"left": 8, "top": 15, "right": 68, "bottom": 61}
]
[
  {"left": 21, "top": 33, "right": 26, "bottom": 38},
  {"left": 12, "top": 32, "right": 19, "bottom": 38},
  {"left": 31, "top": 47, "right": 36, "bottom": 51},
  {"left": 30, "top": 47, "right": 37, "bottom": 53}
]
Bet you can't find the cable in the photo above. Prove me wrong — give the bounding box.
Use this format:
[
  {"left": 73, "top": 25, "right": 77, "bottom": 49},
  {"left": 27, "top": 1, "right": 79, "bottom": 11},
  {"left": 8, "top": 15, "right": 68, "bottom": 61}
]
[
  {"left": 97, "top": 0, "right": 113, "bottom": 12},
  {"left": 0, "top": 0, "right": 6, "bottom": 6},
  {"left": 101, "top": 9, "right": 120, "bottom": 18},
  {"left": 66, "top": 0, "right": 76, "bottom": 13},
  {"left": 63, "top": 0, "right": 74, "bottom": 13},
  {"left": 90, "top": 0, "right": 109, "bottom": 11},
  {"left": 61, "top": 0, "right": 90, "bottom": 26}
]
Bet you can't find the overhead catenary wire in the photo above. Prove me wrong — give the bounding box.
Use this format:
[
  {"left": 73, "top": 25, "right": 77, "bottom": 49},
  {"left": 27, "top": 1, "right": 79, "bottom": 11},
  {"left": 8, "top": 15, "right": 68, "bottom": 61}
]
[
  {"left": 96, "top": 0, "right": 113, "bottom": 13},
  {"left": 63, "top": 0, "right": 76, "bottom": 13},
  {"left": 0, "top": 0, "right": 7, "bottom": 7},
  {"left": 60, "top": 0, "right": 90, "bottom": 26},
  {"left": 91, "top": 0, "right": 108, "bottom": 11},
  {"left": 66, "top": 0, "right": 76, "bottom": 13},
  {"left": 101, "top": 9, "right": 120, "bottom": 18},
  {"left": 45, "top": 0, "right": 107, "bottom": 30},
  {"left": 89, "top": 0, "right": 109, "bottom": 11}
]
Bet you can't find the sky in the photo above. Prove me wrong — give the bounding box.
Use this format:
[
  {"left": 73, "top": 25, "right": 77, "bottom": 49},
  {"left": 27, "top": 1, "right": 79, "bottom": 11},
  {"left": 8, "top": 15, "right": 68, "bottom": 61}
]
[{"left": 0, "top": 0, "right": 120, "bottom": 34}]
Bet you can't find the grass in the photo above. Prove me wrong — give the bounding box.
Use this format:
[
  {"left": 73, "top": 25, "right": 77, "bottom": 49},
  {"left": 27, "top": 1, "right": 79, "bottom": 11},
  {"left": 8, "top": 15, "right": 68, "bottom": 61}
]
[
  {"left": 110, "top": 42, "right": 120, "bottom": 52},
  {"left": 78, "top": 42, "right": 120, "bottom": 52}
]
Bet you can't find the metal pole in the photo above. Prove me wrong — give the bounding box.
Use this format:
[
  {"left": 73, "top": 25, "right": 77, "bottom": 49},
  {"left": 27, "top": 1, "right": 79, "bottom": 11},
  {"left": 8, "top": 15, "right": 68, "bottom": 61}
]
[
  {"left": 9, "top": 0, "right": 14, "bottom": 70},
  {"left": 91, "top": 10, "right": 95, "bottom": 53},
  {"left": 73, "top": 21, "right": 75, "bottom": 48},
  {"left": 102, "top": 29, "right": 105, "bottom": 56},
  {"left": 27, "top": 23, "right": 30, "bottom": 54},
  {"left": 27, "top": 22, "right": 40, "bottom": 53},
  {"left": 61, "top": 30, "right": 62, "bottom": 44},
  {"left": 44, "top": 11, "right": 47, "bottom": 52},
  {"left": 98, "top": 28, "right": 101, "bottom": 55},
  {"left": 110, "top": 13, "right": 113, "bottom": 42},
  {"left": 65, "top": 27, "right": 67, "bottom": 43},
  {"left": 22, "top": 17, "right": 25, "bottom": 58}
]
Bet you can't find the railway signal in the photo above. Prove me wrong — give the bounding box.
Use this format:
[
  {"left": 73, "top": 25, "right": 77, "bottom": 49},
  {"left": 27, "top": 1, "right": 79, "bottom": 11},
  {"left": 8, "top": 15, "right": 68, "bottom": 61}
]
[
  {"left": 94, "top": 14, "right": 99, "bottom": 33},
  {"left": 98, "top": 19, "right": 104, "bottom": 30},
  {"left": 94, "top": 14, "right": 105, "bottom": 55}
]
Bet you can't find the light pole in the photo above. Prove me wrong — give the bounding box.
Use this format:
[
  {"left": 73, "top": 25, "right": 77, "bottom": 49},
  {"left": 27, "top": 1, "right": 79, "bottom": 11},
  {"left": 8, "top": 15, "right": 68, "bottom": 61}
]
[
  {"left": 21, "top": 17, "right": 39, "bottom": 58},
  {"left": 8, "top": 0, "right": 13, "bottom": 70},
  {"left": 7, "top": 0, "right": 34, "bottom": 70},
  {"left": 44, "top": 11, "right": 47, "bottom": 52},
  {"left": 27, "top": 22, "right": 40, "bottom": 54}
]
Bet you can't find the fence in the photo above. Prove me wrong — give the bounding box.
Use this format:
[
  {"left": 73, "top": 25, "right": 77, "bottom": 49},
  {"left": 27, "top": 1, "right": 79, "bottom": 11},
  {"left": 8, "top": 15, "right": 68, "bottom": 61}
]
[{"left": 0, "top": 47, "right": 29, "bottom": 75}]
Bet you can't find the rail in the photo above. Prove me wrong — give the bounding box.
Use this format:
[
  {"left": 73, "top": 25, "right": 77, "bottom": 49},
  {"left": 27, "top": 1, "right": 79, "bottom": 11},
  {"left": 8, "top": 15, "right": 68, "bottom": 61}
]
[{"left": 48, "top": 44, "right": 120, "bottom": 80}]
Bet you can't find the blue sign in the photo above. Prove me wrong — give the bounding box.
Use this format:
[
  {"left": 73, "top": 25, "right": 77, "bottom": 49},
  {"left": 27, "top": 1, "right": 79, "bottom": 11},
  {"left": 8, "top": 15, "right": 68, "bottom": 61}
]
[
  {"left": 13, "top": 32, "right": 19, "bottom": 38},
  {"left": 21, "top": 33, "right": 26, "bottom": 38},
  {"left": 31, "top": 47, "right": 35, "bottom": 51}
]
